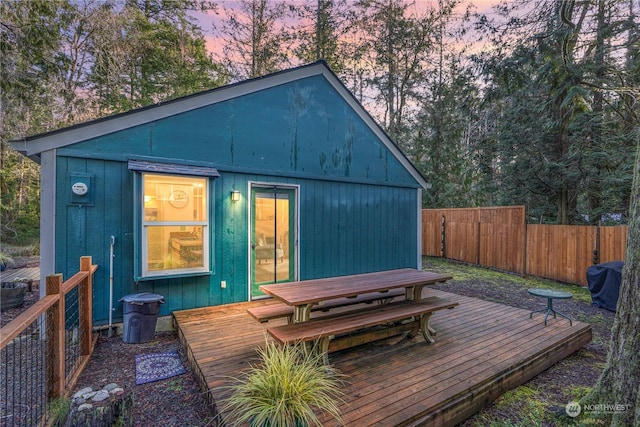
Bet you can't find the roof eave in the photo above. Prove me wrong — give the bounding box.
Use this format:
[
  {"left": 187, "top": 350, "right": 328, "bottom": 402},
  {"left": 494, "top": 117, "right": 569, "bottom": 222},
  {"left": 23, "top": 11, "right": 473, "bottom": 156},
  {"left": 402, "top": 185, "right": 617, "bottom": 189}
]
[{"left": 10, "top": 62, "right": 329, "bottom": 158}]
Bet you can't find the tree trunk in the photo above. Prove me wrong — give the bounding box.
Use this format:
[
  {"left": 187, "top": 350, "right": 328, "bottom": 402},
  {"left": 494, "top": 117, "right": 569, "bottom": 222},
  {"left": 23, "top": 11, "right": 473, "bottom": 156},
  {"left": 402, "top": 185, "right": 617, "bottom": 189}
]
[
  {"left": 587, "top": 0, "right": 606, "bottom": 225},
  {"left": 581, "top": 140, "right": 640, "bottom": 425},
  {"left": 62, "top": 390, "right": 134, "bottom": 426}
]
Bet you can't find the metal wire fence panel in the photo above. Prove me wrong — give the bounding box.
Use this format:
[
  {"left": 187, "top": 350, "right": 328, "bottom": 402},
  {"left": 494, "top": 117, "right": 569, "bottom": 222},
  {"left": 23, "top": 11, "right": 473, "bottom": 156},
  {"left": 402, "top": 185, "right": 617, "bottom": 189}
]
[
  {"left": 0, "top": 257, "right": 98, "bottom": 426},
  {"left": 0, "top": 315, "right": 48, "bottom": 427},
  {"left": 64, "top": 287, "right": 81, "bottom": 385}
]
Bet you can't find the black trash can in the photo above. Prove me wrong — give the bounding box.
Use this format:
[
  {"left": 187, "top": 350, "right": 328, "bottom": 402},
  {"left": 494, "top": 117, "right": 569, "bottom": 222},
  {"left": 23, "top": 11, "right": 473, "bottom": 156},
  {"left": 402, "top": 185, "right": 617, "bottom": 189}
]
[{"left": 120, "top": 293, "right": 165, "bottom": 343}]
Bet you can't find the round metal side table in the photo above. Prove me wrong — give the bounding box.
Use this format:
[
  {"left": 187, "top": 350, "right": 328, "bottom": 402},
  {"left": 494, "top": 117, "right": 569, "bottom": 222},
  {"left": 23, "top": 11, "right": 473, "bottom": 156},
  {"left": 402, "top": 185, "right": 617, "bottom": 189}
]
[{"left": 528, "top": 288, "right": 573, "bottom": 326}]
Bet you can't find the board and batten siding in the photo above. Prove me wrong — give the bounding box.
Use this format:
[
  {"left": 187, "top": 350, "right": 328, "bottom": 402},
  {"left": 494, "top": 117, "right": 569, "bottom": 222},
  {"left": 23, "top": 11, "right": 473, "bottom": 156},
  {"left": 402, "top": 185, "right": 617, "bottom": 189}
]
[
  {"left": 56, "top": 157, "right": 136, "bottom": 323},
  {"left": 48, "top": 69, "right": 423, "bottom": 324},
  {"left": 298, "top": 180, "right": 418, "bottom": 280},
  {"left": 56, "top": 155, "right": 419, "bottom": 324}
]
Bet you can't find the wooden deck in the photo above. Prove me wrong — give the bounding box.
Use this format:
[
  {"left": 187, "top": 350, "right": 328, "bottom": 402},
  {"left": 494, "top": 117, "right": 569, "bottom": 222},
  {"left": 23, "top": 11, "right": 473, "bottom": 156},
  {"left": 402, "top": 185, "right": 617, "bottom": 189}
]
[
  {"left": 174, "top": 289, "right": 592, "bottom": 426},
  {"left": 0, "top": 267, "right": 40, "bottom": 284}
]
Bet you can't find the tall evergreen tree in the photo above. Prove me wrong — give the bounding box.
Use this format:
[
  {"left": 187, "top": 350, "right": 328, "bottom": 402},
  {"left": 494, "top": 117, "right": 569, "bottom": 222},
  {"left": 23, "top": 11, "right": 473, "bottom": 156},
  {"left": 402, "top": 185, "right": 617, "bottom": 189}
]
[
  {"left": 409, "top": 0, "right": 477, "bottom": 208},
  {"left": 1, "top": 0, "right": 65, "bottom": 241},
  {"left": 213, "top": 0, "right": 292, "bottom": 79},
  {"left": 89, "top": 0, "right": 225, "bottom": 112},
  {"left": 473, "top": 0, "right": 636, "bottom": 224},
  {"left": 0, "top": 0, "right": 226, "bottom": 242},
  {"left": 353, "top": 0, "right": 434, "bottom": 140},
  {"left": 293, "top": 0, "right": 351, "bottom": 74},
  {"left": 582, "top": 135, "right": 640, "bottom": 425},
  {"left": 349, "top": 0, "right": 474, "bottom": 208}
]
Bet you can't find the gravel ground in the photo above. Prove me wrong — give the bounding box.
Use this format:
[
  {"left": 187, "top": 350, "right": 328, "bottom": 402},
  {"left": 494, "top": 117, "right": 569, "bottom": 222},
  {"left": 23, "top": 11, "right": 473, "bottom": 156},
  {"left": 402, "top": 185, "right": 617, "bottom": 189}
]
[{"left": 2, "top": 257, "right": 615, "bottom": 426}]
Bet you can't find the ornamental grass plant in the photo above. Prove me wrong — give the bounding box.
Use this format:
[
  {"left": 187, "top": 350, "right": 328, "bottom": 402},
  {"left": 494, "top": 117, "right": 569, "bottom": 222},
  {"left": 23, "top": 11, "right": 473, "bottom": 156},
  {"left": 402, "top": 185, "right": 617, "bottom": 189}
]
[
  {"left": 221, "top": 339, "right": 345, "bottom": 427},
  {"left": 0, "top": 251, "right": 14, "bottom": 270}
]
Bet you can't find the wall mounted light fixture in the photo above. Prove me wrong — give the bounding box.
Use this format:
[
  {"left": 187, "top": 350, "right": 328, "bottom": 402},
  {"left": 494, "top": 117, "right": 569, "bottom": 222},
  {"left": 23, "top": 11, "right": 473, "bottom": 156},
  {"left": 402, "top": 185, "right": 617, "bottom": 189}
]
[{"left": 230, "top": 190, "right": 240, "bottom": 202}]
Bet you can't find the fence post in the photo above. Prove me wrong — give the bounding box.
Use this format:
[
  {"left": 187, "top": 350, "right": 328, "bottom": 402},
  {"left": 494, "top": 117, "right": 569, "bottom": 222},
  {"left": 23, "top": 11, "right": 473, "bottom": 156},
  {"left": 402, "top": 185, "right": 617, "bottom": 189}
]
[
  {"left": 46, "top": 274, "right": 65, "bottom": 400},
  {"left": 441, "top": 215, "right": 446, "bottom": 258},
  {"left": 476, "top": 222, "right": 481, "bottom": 265},
  {"left": 593, "top": 226, "right": 600, "bottom": 265},
  {"left": 79, "top": 256, "right": 93, "bottom": 356},
  {"left": 523, "top": 223, "right": 528, "bottom": 276}
]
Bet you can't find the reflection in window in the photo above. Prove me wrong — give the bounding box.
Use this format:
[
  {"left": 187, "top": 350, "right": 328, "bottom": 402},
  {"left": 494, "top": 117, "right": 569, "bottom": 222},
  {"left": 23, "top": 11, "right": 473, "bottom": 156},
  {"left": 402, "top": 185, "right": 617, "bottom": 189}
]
[{"left": 142, "top": 174, "right": 208, "bottom": 276}]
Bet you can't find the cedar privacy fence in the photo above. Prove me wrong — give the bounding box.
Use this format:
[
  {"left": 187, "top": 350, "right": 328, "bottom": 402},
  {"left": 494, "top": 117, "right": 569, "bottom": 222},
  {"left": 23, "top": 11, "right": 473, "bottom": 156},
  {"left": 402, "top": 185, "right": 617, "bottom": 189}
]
[
  {"left": 422, "top": 206, "right": 628, "bottom": 286},
  {"left": 0, "top": 256, "right": 98, "bottom": 427}
]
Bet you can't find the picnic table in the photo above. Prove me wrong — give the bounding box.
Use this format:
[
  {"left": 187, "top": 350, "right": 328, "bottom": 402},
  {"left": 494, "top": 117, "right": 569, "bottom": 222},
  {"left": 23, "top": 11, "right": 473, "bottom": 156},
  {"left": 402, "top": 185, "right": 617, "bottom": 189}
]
[
  {"left": 255, "top": 268, "right": 458, "bottom": 365},
  {"left": 259, "top": 268, "right": 453, "bottom": 323}
]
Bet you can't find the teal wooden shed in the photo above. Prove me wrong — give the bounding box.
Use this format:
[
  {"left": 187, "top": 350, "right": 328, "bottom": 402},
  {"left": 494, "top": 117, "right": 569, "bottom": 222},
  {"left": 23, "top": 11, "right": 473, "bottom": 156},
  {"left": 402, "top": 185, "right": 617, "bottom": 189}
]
[{"left": 13, "top": 61, "right": 428, "bottom": 325}]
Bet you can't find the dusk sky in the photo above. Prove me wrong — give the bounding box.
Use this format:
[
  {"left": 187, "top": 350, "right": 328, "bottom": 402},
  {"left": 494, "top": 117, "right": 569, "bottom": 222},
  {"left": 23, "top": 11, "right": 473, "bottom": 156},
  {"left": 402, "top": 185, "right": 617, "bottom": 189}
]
[{"left": 189, "top": 0, "right": 502, "bottom": 58}]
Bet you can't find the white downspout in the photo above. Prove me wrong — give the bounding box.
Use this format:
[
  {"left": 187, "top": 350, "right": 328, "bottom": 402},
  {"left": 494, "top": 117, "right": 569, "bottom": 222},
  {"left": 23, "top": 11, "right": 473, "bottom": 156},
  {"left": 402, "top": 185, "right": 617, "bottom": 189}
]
[{"left": 109, "top": 235, "right": 115, "bottom": 337}]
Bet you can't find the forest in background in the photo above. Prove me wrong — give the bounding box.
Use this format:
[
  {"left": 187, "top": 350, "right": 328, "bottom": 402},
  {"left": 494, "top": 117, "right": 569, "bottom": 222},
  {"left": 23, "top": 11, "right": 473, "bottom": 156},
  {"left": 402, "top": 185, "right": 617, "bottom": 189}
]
[{"left": 1, "top": 0, "right": 638, "bottom": 246}]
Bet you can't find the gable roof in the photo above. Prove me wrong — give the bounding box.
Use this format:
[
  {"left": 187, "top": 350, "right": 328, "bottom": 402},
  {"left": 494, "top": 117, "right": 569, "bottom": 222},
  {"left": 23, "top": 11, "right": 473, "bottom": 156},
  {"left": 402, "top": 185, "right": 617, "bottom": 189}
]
[{"left": 11, "top": 61, "right": 427, "bottom": 189}]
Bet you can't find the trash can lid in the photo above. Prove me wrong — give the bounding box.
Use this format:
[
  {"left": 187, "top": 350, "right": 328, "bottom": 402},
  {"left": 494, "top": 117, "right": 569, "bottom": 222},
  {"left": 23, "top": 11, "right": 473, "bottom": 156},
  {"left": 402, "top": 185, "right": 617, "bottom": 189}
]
[{"left": 120, "top": 292, "right": 165, "bottom": 303}]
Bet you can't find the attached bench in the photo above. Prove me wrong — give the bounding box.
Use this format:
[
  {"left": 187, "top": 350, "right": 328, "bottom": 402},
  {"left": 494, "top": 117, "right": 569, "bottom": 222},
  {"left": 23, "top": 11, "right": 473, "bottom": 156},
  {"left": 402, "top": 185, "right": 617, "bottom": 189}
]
[
  {"left": 266, "top": 297, "right": 458, "bottom": 365},
  {"left": 247, "top": 288, "right": 406, "bottom": 323}
]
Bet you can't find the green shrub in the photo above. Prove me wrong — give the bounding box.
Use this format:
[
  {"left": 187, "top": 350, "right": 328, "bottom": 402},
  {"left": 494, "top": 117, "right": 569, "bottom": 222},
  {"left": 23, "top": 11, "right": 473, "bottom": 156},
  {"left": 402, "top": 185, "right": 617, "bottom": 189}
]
[
  {"left": 221, "top": 339, "right": 345, "bottom": 427},
  {"left": 48, "top": 396, "right": 71, "bottom": 426}
]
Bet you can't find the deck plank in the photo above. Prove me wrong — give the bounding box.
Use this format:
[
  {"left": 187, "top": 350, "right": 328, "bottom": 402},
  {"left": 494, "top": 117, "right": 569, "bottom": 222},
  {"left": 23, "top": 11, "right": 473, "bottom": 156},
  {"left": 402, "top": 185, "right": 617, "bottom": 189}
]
[
  {"left": 0, "top": 267, "right": 40, "bottom": 284},
  {"left": 174, "top": 289, "right": 591, "bottom": 426}
]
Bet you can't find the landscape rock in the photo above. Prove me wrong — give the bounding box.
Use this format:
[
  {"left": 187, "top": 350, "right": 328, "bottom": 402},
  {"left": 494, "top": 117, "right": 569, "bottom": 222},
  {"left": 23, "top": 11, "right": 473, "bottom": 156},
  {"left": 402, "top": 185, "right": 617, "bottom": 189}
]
[
  {"left": 77, "top": 403, "right": 93, "bottom": 412},
  {"left": 109, "top": 387, "right": 124, "bottom": 395},
  {"left": 92, "top": 389, "right": 110, "bottom": 402},
  {"left": 82, "top": 390, "right": 97, "bottom": 399},
  {"left": 103, "top": 383, "right": 119, "bottom": 392},
  {"left": 73, "top": 387, "right": 93, "bottom": 398}
]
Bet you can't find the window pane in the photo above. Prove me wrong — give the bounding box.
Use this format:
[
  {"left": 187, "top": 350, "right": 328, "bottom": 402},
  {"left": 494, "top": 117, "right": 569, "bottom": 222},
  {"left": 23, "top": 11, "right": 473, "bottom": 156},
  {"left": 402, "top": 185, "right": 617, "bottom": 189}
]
[
  {"left": 146, "top": 225, "right": 205, "bottom": 271},
  {"left": 141, "top": 172, "right": 209, "bottom": 277},
  {"left": 144, "top": 174, "right": 207, "bottom": 222}
]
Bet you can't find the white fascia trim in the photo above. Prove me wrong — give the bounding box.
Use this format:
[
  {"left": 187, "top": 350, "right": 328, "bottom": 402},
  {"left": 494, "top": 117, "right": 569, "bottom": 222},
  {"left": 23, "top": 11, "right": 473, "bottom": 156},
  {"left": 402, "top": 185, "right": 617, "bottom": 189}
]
[
  {"left": 21, "top": 65, "right": 328, "bottom": 157},
  {"left": 416, "top": 188, "right": 423, "bottom": 270},
  {"left": 39, "top": 149, "right": 56, "bottom": 297}
]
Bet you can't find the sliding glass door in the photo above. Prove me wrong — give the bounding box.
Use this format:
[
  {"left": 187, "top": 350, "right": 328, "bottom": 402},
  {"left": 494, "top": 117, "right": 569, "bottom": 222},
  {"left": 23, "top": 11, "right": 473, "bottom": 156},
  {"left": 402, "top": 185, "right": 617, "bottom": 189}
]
[{"left": 250, "top": 185, "right": 297, "bottom": 299}]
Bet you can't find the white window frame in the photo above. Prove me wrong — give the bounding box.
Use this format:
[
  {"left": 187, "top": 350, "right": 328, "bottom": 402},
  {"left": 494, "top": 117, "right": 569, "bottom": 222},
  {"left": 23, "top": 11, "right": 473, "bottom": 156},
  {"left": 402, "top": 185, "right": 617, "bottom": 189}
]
[{"left": 140, "top": 173, "right": 210, "bottom": 278}]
